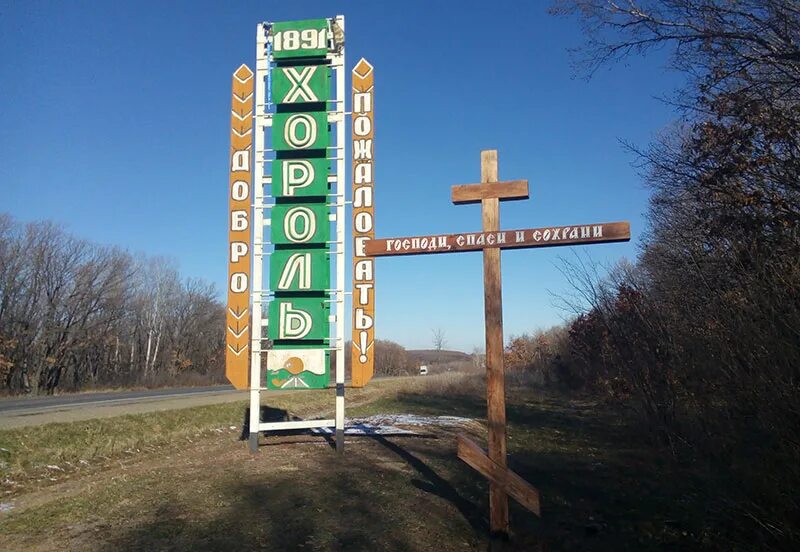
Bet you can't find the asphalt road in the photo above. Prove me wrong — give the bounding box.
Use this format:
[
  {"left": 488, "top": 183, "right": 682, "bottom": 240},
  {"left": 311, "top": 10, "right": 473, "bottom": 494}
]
[
  {"left": 0, "top": 385, "right": 244, "bottom": 429},
  {"left": 0, "top": 385, "right": 236, "bottom": 413}
]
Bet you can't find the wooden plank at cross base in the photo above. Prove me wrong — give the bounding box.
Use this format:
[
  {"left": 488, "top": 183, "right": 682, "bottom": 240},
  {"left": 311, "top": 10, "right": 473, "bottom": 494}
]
[
  {"left": 351, "top": 57, "right": 375, "bottom": 387},
  {"left": 225, "top": 64, "right": 254, "bottom": 390},
  {"left": 457, "top": 435, "right": 541, "bottom": 516}
]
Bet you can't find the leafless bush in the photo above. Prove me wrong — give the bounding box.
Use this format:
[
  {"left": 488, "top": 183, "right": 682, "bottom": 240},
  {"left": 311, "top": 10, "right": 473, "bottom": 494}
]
[{"left": 344, "top": 338, "right": 416, "bottom": 377}]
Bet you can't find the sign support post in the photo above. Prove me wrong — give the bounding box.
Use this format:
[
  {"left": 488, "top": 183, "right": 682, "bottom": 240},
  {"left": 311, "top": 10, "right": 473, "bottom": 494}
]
[
  {"left": 333, "top": 15, "right": 346, "bottom": 453},
  {"left": 249, "top": 24, "right": 268, "bottom": 453}
]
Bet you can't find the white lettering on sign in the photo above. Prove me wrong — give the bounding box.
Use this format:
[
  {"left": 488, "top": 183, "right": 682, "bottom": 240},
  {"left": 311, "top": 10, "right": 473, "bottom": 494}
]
[
  {"left": 353, "top": 186, "right": 373, "bottom": 208},
  {"left": 231, "top": 242, "right": 248, "bottom": 263},
  {"left": 277, "top": 253, "right": 311, "bottom": 290},
  {"left": 364, "top": 223, "right": 629, "bottom": 257},
  {"left": 354, "top": 139, "right": 372, "bottom": 160},
  {"left": 354, "top": 236, "right": 368, "bottom": 256},
  {"left": 354, "top": 259, "right": 373, "bottom": 281},
  {"left": 282, "top": 160, "right": 314, "bottom": 196},
  {"left": 273, "top": 28, "right": 327, "bottom": 53},
  {"left": 230, "top": 272, "right": 248, "bottom": 293},
  {"left": 354, "top": 308, "right": 374, "bottom": 330},
  {"left": 283, "top": 206, "right": 316, "bottom": 243},
  {"left": 355, "top": 162, "right": 372, "bottom": 185},
  {"left": 231, "top": 210, "right": 249, "bottom": 231},
  {"left": 284, "top": 113, "right": 318, "bottom": 149},
  {"left": 355, "top": 211, "right": 373, "bottom": 233},
  {"left": 231, "top": 150, "right": 250, "bottom": 171},
  {"left": 231, "top": 180, "right": 249, "bottom": 201},
  {"left": 354, "top": 115, "right": 371, "bottom": 137},
  {"left": 278, "top": 302, "right": 312, "bottom": 339},
  {"left": 354, "top": 283, "right": 373, "bottom": 305},
  {"left": 282, "top": 66, "right": 319, "bottom": 103},
  {"left": 354, "top": 92, "right": 372, "bottom": 113}
]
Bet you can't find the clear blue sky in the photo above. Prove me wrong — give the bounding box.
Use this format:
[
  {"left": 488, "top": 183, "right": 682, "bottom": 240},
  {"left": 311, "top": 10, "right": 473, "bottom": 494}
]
[{"left": 1, "top": 1, "right": 681, "bottom": 352}]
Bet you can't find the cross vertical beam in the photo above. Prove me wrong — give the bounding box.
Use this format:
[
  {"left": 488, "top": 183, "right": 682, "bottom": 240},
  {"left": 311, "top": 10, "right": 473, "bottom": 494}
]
[{"left": 480, "top": 149, "right": 509, "bottom": 537}]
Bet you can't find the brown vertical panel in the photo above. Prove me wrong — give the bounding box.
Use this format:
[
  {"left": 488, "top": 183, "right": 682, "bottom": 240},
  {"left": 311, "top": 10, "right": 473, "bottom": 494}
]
[
  {"left": 351, "top": 58, "right": 375, "bottom": 387},
  {"left": 225, "top": 64, "right": 253, "bottom": 390},
  {"left": 480, "top": 149, "right": 510, "bottom": 536}
]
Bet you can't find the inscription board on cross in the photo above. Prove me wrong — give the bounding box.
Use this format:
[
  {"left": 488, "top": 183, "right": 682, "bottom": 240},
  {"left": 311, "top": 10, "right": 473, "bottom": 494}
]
[{"left": 366, "top": 150, "right": 630, "bottom": 537}]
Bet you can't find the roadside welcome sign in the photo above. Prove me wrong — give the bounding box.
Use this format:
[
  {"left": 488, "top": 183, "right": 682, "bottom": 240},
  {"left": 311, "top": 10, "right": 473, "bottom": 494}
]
[{"left": 241, "top": 16, "right": 348, "bottom": 453}]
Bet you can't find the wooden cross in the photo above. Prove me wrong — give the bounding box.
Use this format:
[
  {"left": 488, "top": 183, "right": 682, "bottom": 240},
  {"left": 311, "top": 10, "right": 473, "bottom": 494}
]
[{"left": 365, "top": 150, "right": 630, "bottom": 538}]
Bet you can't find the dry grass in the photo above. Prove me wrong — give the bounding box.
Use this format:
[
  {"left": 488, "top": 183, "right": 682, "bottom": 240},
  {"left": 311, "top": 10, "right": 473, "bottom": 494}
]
[
  {"left": 0, "top": 376, "right": 443, "bottom": 496},
  {"left": 0, "top": 372, "right": 775, "bottom": 550}
]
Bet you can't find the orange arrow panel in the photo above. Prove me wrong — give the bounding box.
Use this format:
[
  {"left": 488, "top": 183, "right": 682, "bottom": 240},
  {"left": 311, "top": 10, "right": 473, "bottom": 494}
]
[{"left": 226, "top": 64, "right": 254, "bottom": 390}]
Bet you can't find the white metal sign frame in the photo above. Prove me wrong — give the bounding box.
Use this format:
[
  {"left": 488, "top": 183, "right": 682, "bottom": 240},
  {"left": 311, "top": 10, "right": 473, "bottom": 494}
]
[{"left": 249, "top": 15, "right": 346, "bottom": 453}]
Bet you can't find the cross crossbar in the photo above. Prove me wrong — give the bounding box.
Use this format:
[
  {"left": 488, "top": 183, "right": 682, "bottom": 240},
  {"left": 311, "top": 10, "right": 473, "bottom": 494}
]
[
  {"left": 451, "top": 179, "right": 529, "bottom": 204},
  {"left": 365, "top": 221, "right": 630, "bottom": 257}
]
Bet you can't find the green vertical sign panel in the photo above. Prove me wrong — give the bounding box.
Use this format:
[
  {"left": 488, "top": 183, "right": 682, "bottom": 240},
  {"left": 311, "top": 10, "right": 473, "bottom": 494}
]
[
  {"left": 272, "top": 65, "right": 330, "bottom": 105},
  {"left": 267, "top": 17, "right": 335, "bottom": 391},
  {"left": 270, "top": 249, "right": 330, "bottom": 292},
  {"left": 272, "top": 19, "right": 329, "bottom": 59},
  {"left": 271, "top": 203, "right": 330, "bottom": 245},
  {"left": 272, "top": 158, "right": 329, "bottom": 198},
  {"left": 268, "top": 297, "right": 330, "bottom": 341},
  {"left": 272, "top": 112, "right": 329, "bottom": 151}
]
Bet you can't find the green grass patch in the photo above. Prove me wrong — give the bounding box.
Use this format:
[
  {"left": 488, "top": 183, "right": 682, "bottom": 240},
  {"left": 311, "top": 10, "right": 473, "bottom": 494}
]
[{"left": 0, "top": 375, "right": 449, "bottom": 490}]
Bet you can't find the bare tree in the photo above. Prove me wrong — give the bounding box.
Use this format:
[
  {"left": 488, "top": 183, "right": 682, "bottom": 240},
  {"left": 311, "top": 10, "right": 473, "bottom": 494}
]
[
  {"left": 550, "top": 1, "right": 800, "bottom": 543},
  {"left": 0, "top": 214, "right": 226, "bottom": 394},
  {"left": 432, "top": 327, "right": 447, "bottom": 352}
]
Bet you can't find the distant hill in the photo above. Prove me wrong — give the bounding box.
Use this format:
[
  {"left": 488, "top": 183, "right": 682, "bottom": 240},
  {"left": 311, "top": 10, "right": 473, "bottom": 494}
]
[{"left": 407, "top": 349, "right": 471, "bottom": 365}]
